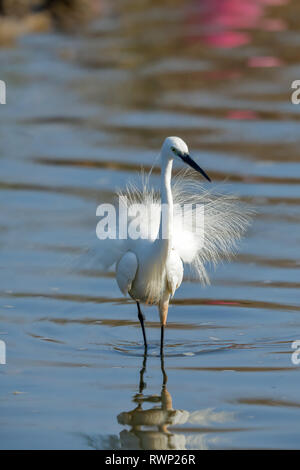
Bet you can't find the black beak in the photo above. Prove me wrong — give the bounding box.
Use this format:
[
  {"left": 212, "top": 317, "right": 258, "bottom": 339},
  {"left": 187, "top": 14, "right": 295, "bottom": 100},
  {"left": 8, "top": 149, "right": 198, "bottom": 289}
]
[{"left": 180, "top": 153, "right": 211, "bottom": 182}]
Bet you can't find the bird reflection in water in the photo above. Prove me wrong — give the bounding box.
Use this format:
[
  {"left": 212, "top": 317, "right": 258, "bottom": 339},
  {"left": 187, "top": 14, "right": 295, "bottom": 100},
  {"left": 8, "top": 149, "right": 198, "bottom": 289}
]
[
  {"left": 117, "top": 355, "right": 235, "bottom": 450},
  {"left": 117, "top": 355, "right": 188, "bottom": 450}
]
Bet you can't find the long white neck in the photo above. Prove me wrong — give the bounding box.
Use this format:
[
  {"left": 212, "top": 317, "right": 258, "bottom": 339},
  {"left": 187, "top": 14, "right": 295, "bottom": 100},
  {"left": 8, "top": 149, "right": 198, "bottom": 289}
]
[
  {"left": 155, "top": 157, "right": 173, "bottom": 258},
  {"left": 145, "top": 156, "right": 174, "bottom": 303}
]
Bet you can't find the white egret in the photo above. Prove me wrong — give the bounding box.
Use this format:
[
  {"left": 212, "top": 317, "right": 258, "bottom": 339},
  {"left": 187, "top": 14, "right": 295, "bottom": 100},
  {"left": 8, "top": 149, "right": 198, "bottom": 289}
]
[{"left": 97, "top": 136, "right": 251, "bottom": 354}]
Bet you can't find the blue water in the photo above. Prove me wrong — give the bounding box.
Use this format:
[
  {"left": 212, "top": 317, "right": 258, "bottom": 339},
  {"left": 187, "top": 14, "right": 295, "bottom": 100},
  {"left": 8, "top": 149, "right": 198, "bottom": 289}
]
[{"left": 0, "top": 0, "right": 300, "bottom": 449}]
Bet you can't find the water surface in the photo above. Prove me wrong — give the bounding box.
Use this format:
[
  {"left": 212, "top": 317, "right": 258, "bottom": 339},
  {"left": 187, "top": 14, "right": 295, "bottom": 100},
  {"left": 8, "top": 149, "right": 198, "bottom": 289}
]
[{"left": 0, "top": 0, "right": 300, "bottom": 450}]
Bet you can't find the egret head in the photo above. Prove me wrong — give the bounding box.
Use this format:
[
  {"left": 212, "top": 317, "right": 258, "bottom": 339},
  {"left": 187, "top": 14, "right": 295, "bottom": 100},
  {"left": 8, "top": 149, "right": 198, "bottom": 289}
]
[{"left": 161, "top": 136, "right": 211, "bottom": 182}]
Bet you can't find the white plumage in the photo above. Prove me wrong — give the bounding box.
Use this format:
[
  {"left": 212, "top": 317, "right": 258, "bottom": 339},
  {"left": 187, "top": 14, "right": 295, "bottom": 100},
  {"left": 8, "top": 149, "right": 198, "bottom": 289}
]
[
  {"left": 116, "top": 251, "right": 138, "bottom": 296},
  {"left": 96, "top": 136, "right": 252, "bottom": 353}
]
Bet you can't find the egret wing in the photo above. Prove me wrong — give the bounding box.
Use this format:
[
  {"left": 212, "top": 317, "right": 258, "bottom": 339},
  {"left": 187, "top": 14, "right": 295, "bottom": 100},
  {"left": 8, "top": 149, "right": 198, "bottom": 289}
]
[
  {"left": 116, "top": 251, "right": 138, "bottom": 296},
  {"left": 166, "top": 250, "right": 183, "bottom": 297}
]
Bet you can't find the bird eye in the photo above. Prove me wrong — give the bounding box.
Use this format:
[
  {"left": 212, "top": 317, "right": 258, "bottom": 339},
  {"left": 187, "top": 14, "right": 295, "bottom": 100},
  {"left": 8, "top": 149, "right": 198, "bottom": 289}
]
[{"left": 171, "top": 146, "right": 177, "bottom": 154}]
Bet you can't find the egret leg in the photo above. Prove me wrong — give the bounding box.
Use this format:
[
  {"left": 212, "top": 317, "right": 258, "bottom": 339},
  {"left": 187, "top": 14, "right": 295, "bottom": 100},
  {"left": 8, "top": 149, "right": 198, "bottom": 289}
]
[
  {"left": 136, "top": 301, "right": 147, "bottom": 350},
  {"left": 158, "top": 291, "right": 169, "bottom": 356},
  {"left": 160, "top": 324, "right": 165, "bottom": 356}
]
